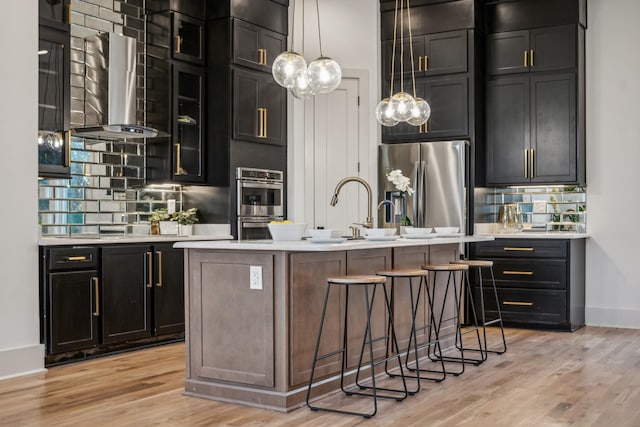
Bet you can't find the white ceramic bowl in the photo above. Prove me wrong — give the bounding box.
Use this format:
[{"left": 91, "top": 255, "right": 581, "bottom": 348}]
[
  {"left": 433, "top": 226, "right": 459, "bottom": 234},
  {"left": 308, "top": 229, "right": 343, "bottom": 238},
  {"left": 363, "top": 228, "right": 396, "bottom": 237},
  {"left": 403, "top": 227, "right": 432, "bottom": 235},
  {"left": 267, "top": 223, "right": 308, "bottom": 241}
]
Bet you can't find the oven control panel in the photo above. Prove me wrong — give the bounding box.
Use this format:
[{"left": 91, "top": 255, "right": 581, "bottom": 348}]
[{"left": 236, "top": 167, "right": 283, "bottom": 182}]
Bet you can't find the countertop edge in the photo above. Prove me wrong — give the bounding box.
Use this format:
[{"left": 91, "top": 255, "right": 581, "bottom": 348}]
[
  {"left": 475, "top": 233, "right": 589, "bottom": 240},
  {"left": 39, "top": 235, "right": 235, "bottom": 246},
  {"left": 174, "top": 235, "right": 494, "bottom": 251}
]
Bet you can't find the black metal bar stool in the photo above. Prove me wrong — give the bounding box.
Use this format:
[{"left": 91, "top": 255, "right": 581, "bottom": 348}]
[
  {"left": 421, "top": 263, "right": 480, "bottom": 375},
  {"left": 451, "top": 260, "right": 507, "bottom": 357},
  {"left": 306, "top": 275, "right": 408, "bottom": 419},
  {"left": 375, "top": 268, "right": 446, "bottom": 394}
]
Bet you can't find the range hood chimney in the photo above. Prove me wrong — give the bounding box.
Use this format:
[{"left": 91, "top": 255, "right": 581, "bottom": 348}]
[{"left": 72, "top": 32, "right": 158, "bottom": 140}]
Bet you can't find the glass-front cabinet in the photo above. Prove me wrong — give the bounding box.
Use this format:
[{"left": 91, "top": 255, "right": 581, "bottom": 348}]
[
  {"left": 172, "top": 63, "right": 204, "bottom": 183},
  {"left": 38, "top": 24, "right": 70, "bottom": 178}
]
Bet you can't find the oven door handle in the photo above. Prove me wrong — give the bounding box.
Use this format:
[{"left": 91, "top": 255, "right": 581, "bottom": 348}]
[
  {"left": 241, "top": 222, "right": 270, "bottom": 229},
  {"left": 239, "top": 182, "right": 282, "bottom": 190}
]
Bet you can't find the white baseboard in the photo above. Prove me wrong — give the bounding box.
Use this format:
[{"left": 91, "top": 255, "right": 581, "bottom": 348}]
[
  {"left": 0, "top": 344, "right": 46, "bottom": 381},
  {"left": 585, "top": 306, "right": 640, "bottom": 330}
]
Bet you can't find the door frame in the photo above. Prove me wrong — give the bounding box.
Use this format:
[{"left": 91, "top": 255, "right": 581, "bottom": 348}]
[{"left": 288, "top": 68, "right": 371, "bottom": 226}]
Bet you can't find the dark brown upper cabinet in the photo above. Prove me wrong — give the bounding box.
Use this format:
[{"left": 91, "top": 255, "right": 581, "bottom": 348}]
[
  {"left": 233, "top": 68, "right": 286, "bottom": 146},
  {"left": 38, "top": 20, "right": 70, "bottom": 178},
  {"left": 39, "top": 0, "right": 70, "bottom": 28},
  {"left": 172, "top": 12, "right": 205, "bottom": 65},
  {"left": 382, "top": 29, "right": 468, "bottom": 80},
  {"left": 233, "top": 20, "right": 286, "bottom": 72},
  {"left": 487, "top": 25, "right": 576, "bottom": 76},
  {"left": 382, "top": 75, "right": 469, "bottom": 142}
]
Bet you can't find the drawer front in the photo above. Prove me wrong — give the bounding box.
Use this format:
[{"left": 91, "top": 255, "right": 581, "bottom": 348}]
[
  {"left": 47, "top": 247, "right": 99, "bottom": 271},
  {"left": 473, "top": 287, "right": 567, "bottom": 326},
  {"left": 490, "top": 259, "right": 566, "bottom": 289},
  {"left": 471, "top": 239, "right": 568, "bottom": 259}
]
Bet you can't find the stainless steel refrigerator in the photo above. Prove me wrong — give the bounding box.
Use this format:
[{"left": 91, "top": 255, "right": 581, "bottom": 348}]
[{"left": 378, "top": 141, "right": 467, "bottom": 232}]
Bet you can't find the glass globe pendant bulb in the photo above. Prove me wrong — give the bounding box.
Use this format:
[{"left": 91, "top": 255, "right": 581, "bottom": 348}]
[
  {"left": 376, "top": 98, "right": 399, "bottom": 127},
  {"left": 406, "top": 97, "right": 431, "bottom": 126},
  {"left": 390, "top": 92, "right": 416, "bottom": 122},
  {"left": 291, "top": 72, "right": 316, "bottom": 100},
  {"left": 307, "top": 57, "right": 342, "bottom": 94},
  {"left": 272, "top": 51, "right": 307, "bottom": 89}
]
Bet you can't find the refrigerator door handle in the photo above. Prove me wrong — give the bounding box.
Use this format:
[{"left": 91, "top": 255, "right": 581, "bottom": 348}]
[
  {"left": 412, "top": 160, "right": 420, "bottom": 225},
  {"left": 418, "top": 160, "right": 426, "bottom": 228}
]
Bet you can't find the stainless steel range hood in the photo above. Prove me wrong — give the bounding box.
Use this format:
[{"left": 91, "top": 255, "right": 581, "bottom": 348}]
[{"left": 72, "top": 32, "right": 158, "bottom": 140}]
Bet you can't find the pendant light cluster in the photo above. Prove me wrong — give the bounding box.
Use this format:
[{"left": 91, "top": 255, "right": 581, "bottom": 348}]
[
  {"left": 271, "top": 0, "right": 342, "bottom": 100},
  {"left": 376, "top": 0, "right": 431, "bottom": 127}
]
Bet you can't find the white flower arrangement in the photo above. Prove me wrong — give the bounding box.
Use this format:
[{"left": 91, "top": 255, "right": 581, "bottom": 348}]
[{"left": 386, "top": 169, "right": 414, "bottom": 195}]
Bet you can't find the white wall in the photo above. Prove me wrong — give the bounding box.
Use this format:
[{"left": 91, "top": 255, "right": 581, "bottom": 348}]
[
  {"left": 585, "top": 0, "right": 640, "bottom": 327},
  {"left": 0, "top": 0, "right": 45, "bottom": 379},
  {"left": 288, "top": 0, "right": 379, "bottom": 223}
]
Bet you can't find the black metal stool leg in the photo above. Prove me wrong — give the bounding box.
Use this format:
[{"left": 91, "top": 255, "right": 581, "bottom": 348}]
[
  {"left": 484, "top": 266, "right": 507, "bottom": 354},
  {"left": 404, "top": 275, "right": 446, "bottom": 382}
]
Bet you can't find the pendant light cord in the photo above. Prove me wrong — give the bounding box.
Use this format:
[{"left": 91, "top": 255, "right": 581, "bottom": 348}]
[
  {"left": 390, "top": 0, "right": 399, "bottom": 97},
  {"left": 407, "top": 0, "right": 417, "bottom": 98},
  {"left": 315, "top": 0, "right": 323, "bottom": 57},
  {"left": 399, "top": 0, "right": 404, "bottom": 93},
  {"left": 291, "top": 0, "right": 297, "bottom": 52}
]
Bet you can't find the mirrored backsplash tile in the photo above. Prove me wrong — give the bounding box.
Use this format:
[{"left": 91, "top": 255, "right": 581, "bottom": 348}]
[{"left": 475, "top": 186, "right": 587, "bottom": 233}]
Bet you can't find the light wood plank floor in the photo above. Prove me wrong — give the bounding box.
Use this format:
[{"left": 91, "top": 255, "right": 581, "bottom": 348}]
[{"left": 2, "top": 327, "right": 640, "bottom": 426}]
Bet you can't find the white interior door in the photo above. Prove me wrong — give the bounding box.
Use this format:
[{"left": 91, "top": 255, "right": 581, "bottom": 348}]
[{"left": 304, "top": 76, "right": 366, "bottom": 232}]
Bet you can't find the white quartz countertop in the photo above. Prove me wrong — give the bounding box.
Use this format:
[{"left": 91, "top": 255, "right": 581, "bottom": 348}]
[
  {"left": 39, "top": 234, "right": 234, "bottom": 246},
  {"left": 39, "top": 224, "right": 233, "bottom": 246},
  {"left": 174, "top": 235, "right": 494, "bottom": 252},
  {"left": 476, "top": 232, "right": 589, "bottom": 240}
]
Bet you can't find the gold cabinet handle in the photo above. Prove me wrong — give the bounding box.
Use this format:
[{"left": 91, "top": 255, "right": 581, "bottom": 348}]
[
  {"left": 419, "top": 121, "right": 429, "bottom": 133},
  {"left": 258, "top": 49, "right": 267, "bottom": 66},
  {"left": 503, "top": 271, "right": 534, "bottom": 276},
  {"left": 424, "top": 55, "right": 429, "bottom": 71},
  {"left": 156, "top": 251, "right": 163, "bottom": 287},
  {"left": 530, "top": 49, "right": 534, "bottom": 67},
  {"left": 503, "top": 247, "right": 534, "bottom": 252},
  {"left": 66, "top": 130, "right": 72, "bottom": 167},
  {"left": 92, "top": 277, "right": 100, "bottom": 316},
  {"left": 257, "top": 108, "right": 267, "bottom": 138},
  {"left": 67, "top": 255, "right": 87, "bottom": 261},
  {"left": 66, "top": 4, "right": 72, "bottom": 24},
  {"left": 523, "top": 50, "right": 528, "bottom": 67},
  {"left": 418, "top": 56, "right": 423, "bottom": 72},
  {"left": 530, "top": 148, "right": 535, "bottom": 179},
  {"left": 503, "top": 301, "right": 534, "bottom": 307},
  {"left": 175, "top": 36, "right": 183, "bottom": 54},
  {"left": 263, "top": 108, "right": 267, "bottom": 137},
  {"left": 524, "top": 148, "right": 529, "bottom": 178},
  {"left": 146, "top": 251, "right": 153, "bottom": 288},
  {"left": 174, "top": 143, "right": 183, "bottom": 175}
]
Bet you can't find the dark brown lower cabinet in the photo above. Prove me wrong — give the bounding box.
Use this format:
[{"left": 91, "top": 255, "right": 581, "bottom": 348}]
[
  {"left": 43, "top": 247, "right": 99, "bottom": 355},
  {"left": 101, "top": 245, "right": 154, "bottom": 343},
  {"left": 153, "top": 243, "right": 185, "bottom": 336},
  {"left": 41, "top": 243, "right": 185, "bottom": 366},
  {"left": 469, "top": 238, "right": 585, "bottom": 331}
]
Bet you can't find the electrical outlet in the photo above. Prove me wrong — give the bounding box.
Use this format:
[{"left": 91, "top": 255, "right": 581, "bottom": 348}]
[{"left": 250, "top": 266, "right": 262, "bottom": 290}]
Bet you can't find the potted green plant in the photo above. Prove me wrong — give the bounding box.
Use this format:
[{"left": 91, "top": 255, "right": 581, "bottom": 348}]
[
  {"left": 171, "top": 207, "right": 199, "bottom": 236},
  {"left": 149, "top": 208, "right": 171, "bottom": 235}
]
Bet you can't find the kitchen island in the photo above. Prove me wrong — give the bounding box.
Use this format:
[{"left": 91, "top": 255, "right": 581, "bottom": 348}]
[{"left": 175, "top": 235, "right": 493, "bottom": 412}]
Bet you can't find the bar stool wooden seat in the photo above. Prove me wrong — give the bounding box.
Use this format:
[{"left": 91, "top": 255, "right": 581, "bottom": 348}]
[
  {"left": 421, "top": 263, "right": 482, "bottom": 376},
  {"left": 451, "top": 259, "right": 507, "bottom": 358},
  {"left": 306, "top": 275, "right": 408, "bottom": 418},
  {"left": 375, "top": 268, "right": 446, "bottom": 394}
]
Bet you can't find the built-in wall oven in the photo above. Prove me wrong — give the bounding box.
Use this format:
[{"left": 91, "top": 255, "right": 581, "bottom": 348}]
[{"left": 236, "top": 167, "right": 284, "bottom": 240}]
